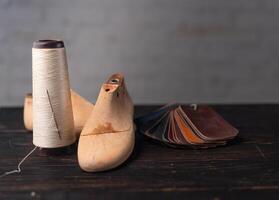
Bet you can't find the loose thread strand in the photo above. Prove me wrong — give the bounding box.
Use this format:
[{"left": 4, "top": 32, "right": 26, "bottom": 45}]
[{"left": 0, "top": 146, "right": 38, "bottom": 178}]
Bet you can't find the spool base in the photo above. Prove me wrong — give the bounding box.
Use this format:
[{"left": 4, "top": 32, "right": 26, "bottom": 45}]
[{"left": 37, "top": 142, "right": 77, "bottom": 156}]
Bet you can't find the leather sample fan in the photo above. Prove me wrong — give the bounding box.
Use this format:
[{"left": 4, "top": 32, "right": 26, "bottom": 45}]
[{"left": 135, "top": 104, "right": 238, "bottom": 148}]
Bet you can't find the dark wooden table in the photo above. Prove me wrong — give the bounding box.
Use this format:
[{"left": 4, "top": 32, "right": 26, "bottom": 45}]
[{"left": 0, "top": 105, "right": 279, "bottom": 199}]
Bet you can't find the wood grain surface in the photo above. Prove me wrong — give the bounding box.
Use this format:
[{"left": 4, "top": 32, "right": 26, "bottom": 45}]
[{"left": 0, "top": 105, "right": 278, "bottom": 200}]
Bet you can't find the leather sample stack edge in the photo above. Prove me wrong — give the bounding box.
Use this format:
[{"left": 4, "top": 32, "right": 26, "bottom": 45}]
[{"left": 135, "top": 104, "right": 239, "bottom": 148}]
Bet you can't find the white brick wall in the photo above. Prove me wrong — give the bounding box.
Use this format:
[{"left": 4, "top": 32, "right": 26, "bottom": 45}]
[{"left": 0, "top": 0, "right": 279, "bottom": 105}]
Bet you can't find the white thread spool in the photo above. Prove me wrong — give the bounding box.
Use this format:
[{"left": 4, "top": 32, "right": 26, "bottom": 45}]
[{"left": 32, "top": 40, "right": 76, "bottom": 149}]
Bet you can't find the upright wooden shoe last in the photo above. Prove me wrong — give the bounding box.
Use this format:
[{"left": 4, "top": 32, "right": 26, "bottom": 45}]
[
  {"left": 23, "top": 90, "right": 94, "bottom": 135},
  {"left": 78, "top": 74, "right": 135, "bottom": 172},
  {"left": 23, "top": 93, "right": 33, "bottom": 131}
]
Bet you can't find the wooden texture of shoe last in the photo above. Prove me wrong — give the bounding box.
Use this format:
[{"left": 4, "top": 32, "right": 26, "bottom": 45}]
[
  {"left": 23, "top": 90, "right": 94, "bottom": 135},
  {"left": 78, "top": 73, "right": 135, "bottom": 172},
  {"left": 23, "top": 93, "right": 33, "bottom": 131}
]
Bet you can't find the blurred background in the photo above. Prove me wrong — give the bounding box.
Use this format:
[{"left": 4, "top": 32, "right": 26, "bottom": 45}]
[{"left": 0, "top": 0, "right": 278, "bottom": 105}]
